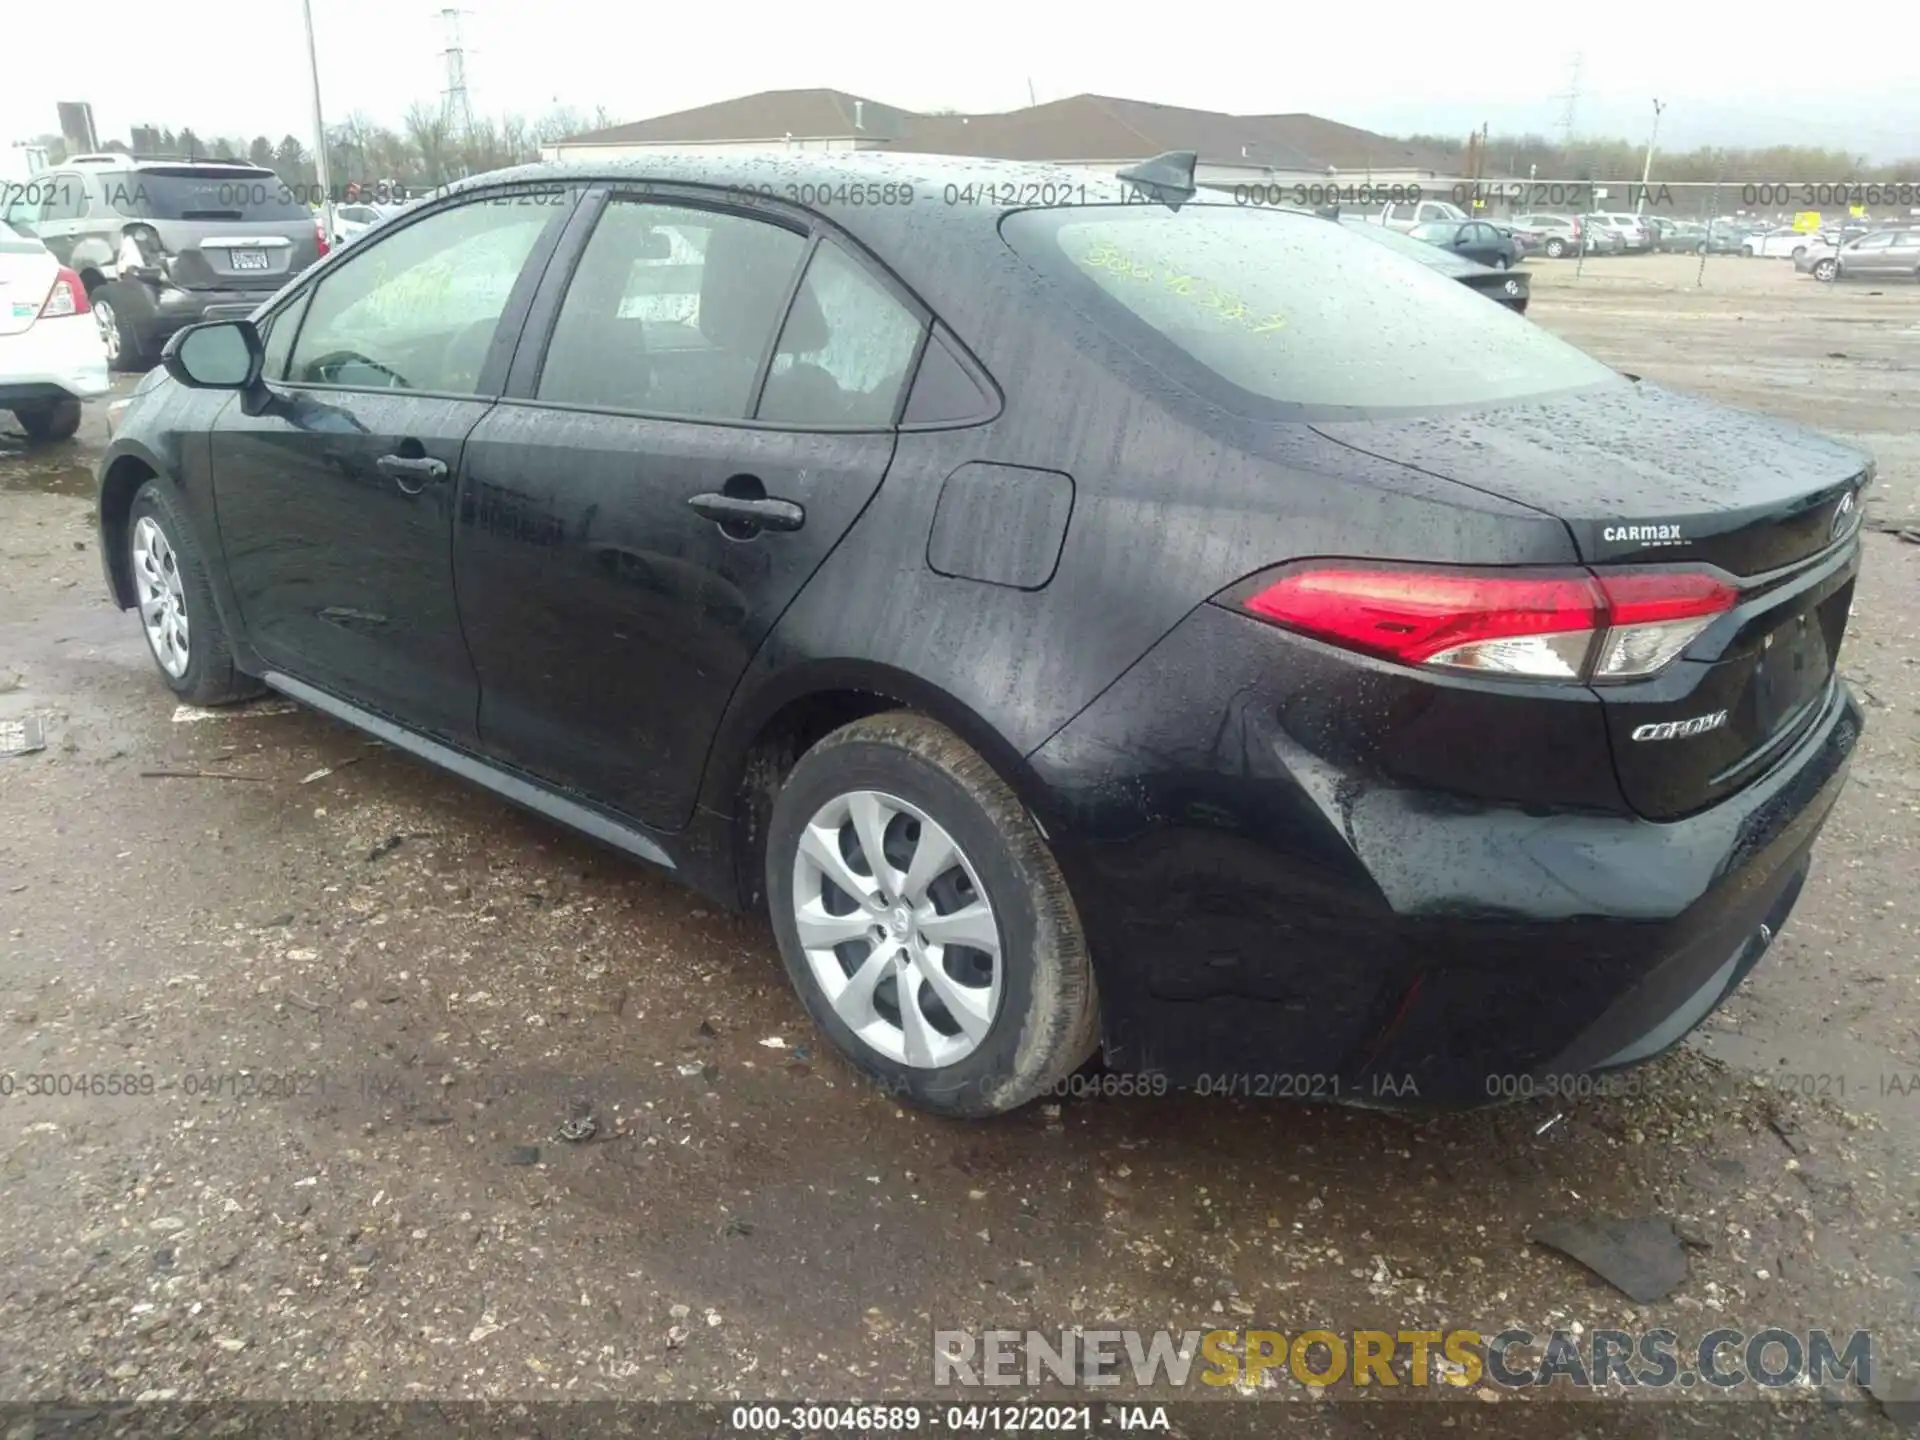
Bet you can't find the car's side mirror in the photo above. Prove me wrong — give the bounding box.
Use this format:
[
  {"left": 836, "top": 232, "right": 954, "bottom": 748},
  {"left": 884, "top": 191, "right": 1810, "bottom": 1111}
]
[{"left": 162, "top": 319, "right": 264, "bottom": 392}]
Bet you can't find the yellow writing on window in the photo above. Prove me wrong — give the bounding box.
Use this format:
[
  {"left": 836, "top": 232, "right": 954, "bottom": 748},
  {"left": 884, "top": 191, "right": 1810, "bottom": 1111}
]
[{"left": 1080, "top": 239, "right": 1286, "bottom": 336}]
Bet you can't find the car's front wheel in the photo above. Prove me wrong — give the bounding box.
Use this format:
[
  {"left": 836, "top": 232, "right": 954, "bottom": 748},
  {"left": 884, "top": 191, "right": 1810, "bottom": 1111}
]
[
  {"left": 125, "top": 481, "right": 264, "bottom": 705},
  {"left": 11, "top": 397, "right": 81, "bottom": 443},
  {"left": 766, "top": 712, "right": 1099, "bottom": 1118},
  {"left": 1812, "top": 258, "right": 1838, "bottom": 282},
  {"left": 1545, "top": 238, "right": 1566, "bottom": 258}
]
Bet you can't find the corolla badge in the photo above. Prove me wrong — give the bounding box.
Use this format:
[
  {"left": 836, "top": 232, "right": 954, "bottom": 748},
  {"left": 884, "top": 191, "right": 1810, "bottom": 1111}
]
[
  {"left": 1632, "top": 710, "right": 1728, "bottom": 742},
  {"left": 1831, "top": 491, "right": 1856, "bottom": 542}
]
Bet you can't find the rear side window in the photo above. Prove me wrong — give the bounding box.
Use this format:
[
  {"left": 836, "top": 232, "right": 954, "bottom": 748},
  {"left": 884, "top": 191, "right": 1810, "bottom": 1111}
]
[
  {"left": 103, "top": 167, "right": 310, "bottom": 222},
  {"left": 758, "top": 240, "right": 924, "bottom": 426},
  {"left": 537, "top": 197, "right": 806, "bottom": 419},
  {"left": 1003, "top": 205, "right": 1619, "bottom": 419}
]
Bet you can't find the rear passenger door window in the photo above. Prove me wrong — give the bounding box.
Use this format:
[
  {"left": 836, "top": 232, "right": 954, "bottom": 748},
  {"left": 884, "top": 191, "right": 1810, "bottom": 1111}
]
[
  {"left": 536, "top": 197, "right": 806, "bottom": 418},
  {"left": 757, "top": 239, "right": 924, "bottom": 426}
]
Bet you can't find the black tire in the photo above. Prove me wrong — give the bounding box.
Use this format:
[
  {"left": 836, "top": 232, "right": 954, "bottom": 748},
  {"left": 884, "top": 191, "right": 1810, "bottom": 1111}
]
[
  {"left": 92, "top": 280, "right": 154, "bottom": 372},
  {"left": 125, "top": 481, "right": 264, "bottom": 705},
  {"left": 766, "top": 712, "right": 1099, "bottom": 1118},
  {"left": 1813, "top": 259, "right": 1837, "bottom": 283},
  {"left": 1545, "top": 238, "right": 1566, "bottom": 259},
  {"left": 13, "top": 397, "right": 81, "bottom": 443}
]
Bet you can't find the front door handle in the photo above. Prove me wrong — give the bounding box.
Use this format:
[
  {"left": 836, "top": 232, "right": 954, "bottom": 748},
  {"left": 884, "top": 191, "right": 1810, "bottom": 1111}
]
[
  {"left": 376, "top": 454, "right": 449, "bottom": 481},
  {"left": 687, "top": 492, "right": 805, "bottom": 534},
  {"left": 376, "top": 453, "right": 449, "bottom": 495}
]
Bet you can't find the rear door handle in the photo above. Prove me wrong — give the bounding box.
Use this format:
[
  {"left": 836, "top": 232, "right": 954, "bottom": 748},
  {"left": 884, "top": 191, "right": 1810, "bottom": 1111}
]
[{"left": 687, "top": 492, "right": 805, "bottom": 533}]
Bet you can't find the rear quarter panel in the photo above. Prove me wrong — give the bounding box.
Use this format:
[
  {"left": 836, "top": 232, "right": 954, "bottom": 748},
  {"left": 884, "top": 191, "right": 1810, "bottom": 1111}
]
[{"left": 705, "top": 210, "right": 1579, "bottom": 816}]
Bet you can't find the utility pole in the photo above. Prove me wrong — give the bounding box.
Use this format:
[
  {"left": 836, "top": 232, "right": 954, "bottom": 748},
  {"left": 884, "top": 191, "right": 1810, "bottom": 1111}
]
[
  {"left": 300, "top": 0, "right": 333, "bottom": 241},
  {"left": 1638, "top": 98, "right": 1666, "bottom": 214}
]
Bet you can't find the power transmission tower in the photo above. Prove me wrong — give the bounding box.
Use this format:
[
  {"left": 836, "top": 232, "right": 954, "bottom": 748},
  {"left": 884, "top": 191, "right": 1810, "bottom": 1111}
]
[
  {"left": 1553, "top": 51, "right": 1584, "bottom": 146},
  {"left": 438, "top": 7, "right": 475, "bottom": 139}
]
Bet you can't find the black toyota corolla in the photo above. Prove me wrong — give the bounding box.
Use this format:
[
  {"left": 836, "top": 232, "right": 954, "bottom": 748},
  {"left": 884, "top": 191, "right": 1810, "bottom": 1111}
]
[{"left": 95, "top": 153, "right": 1867, "bottom": 1117}]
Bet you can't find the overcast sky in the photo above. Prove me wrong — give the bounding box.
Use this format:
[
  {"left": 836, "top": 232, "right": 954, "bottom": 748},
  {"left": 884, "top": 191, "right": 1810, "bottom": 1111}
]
[{"left": 5, "top": 0, "right": 1915, "bottom": 165}]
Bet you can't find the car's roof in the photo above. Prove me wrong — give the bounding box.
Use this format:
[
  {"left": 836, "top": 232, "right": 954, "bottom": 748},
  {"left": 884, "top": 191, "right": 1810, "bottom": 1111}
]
[{"left": 445, "top": 151, "right": 1144, "bottom": 232}]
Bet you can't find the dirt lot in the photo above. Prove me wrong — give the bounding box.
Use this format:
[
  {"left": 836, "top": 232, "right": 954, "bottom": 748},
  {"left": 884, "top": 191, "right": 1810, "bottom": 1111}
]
[{"left": 2, "top": 254, "right": 1917, "bottom": 1436}]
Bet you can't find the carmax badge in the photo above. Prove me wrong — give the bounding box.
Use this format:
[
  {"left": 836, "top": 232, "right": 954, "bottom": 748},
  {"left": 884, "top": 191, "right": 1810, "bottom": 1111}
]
[{"left": 1633, "top": 710, "right": 1729, "bottom": 742}]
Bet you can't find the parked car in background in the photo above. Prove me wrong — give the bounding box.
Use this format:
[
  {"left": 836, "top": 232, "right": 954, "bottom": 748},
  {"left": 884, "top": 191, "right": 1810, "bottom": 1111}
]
[
  {"left": 1595, "top": 213, "right": 1655, "bottom": 252},
  {"left": 94, "top": 154, "right": 1868, "bottom": 1118},
  {"left": 1795, "top": 238, "right": 1837, "bottom": 276},
  {"left": 331, "top": 202, "right": 401, "bottom": 247},
  {"left": 1741, "top": 227, "right": 1818, "bottom": 259},
  {"left": 1575, "top": 215, "right": 1630, "bottom": 254},
  {"left": 1819, "top": 228, "right": 1920, "bottom": 282},
  {"left": 0, "top": 157, "right": 326, "bottom": 371},
  {"left": 1511, "top": 213, "right": 1587, "bottom": 259},
  {"left": 1703, "top": 220, "right": 1754, "bottom": 254},
  {"left": 1340, "top": 215, "right": 1530, "bottom": 312},
  {"left": 1492, "top": 220, "right": 1541, "bottom": 257},
  {"left": 1407, "top": 218, "right": 1518, "bottom": 268},
  {"left": 1656, "top": 220, "right": 1710, "bottom": 253},
  {"left": 0, "top": 218, "right": 109, "bottom": 442},
  {"left": 1372, "top": 198, "right": 1471, "bottom": 233}
]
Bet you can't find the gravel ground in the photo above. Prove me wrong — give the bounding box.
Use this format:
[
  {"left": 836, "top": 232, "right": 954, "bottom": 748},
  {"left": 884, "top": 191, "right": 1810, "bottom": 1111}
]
[{"left": 1, "top": 253, "right": 1916, "bottom": 1436}]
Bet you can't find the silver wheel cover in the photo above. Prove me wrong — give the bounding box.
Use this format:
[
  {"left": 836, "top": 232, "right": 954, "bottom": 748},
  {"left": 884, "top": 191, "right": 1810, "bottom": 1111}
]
[{"left": 791, "top": 789, "right": 1003, "bottom": 1069}]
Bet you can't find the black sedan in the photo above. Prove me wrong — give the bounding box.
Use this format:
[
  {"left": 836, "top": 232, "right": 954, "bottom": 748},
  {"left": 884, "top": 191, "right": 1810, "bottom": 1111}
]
[
  {"left": 1406, "top": 217, "right": 1518, "bottom": 268},
  {"left": 1340, "top": 215, "right": 1529, "bottom": 312},
  {"left": 96, "top": 153, "right": 1867, "bottom": 1117}
]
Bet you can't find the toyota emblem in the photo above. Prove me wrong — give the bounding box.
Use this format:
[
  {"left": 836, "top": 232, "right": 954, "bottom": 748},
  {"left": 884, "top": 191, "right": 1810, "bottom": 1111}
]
[{"left": 1831, "top": 491, "right": 1856, "bottom": 541}]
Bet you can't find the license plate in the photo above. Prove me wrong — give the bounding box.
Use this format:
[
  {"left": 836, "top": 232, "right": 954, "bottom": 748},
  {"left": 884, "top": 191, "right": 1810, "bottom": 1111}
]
[
  {"left": 1751, "top": 615, "right": 1829, "bottom": 734},
  {"left": 229, "top": 249, "right": 271, "bottom": 271}
]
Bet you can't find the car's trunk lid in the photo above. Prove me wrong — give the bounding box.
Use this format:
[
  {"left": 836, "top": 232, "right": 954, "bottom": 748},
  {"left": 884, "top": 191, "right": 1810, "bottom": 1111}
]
[{"left": 1314, "top": 381, "right": 1869, "bottom": 819}]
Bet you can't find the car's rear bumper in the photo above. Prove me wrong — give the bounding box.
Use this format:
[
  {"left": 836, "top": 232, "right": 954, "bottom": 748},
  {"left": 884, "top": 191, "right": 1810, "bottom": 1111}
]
[
  {"left": 135, "top": 283, "right": 274, "bottom": 341},
  {"left": 0, "top": 314, "right": 111, "bottom": 404},
  {"left": 1026, "top": 602, "right": 1862, "bottom": 1108}
]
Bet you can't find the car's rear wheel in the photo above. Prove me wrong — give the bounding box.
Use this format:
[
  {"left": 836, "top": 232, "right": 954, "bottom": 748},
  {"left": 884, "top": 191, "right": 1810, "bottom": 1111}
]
[
  {"left": 92, "top": 281, "right": 152, "bottom": 372},
  {"left": 766, "top": 712, "right": 1099, "bottom": 1118},
  {"left": 126, "top": 481, "right": 263, "bottom": 705},
  {"left": 1492, "top": 256, "right": 1508, "bottom": 270},
  {"left": 1545, "top": 238, "right": 1566, "bottom": 258},
  {"left": 1812, "top": 258, "right": 1837, "bottom": 282},
  {"left": 12, "top": 397, "right": 81, "bottom": 443}
]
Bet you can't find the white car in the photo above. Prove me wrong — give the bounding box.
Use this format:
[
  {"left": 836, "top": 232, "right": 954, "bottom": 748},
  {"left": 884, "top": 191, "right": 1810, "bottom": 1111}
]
[
  {"left": 331, "top": 202, "right": 402, "bottom": 247},
  {"left": 1741, "top": 227, "right": 1818, "bottom": 259},
  {"left": 1595, "top": 212, "right": 1655, "bottom": 251},
  {"left": 0, "top": 219, "right": 109, "bottom": 442}
]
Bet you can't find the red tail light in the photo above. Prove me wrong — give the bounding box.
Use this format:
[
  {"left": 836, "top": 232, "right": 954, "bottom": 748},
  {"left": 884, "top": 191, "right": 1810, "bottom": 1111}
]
[
  {"left": 40, "top": 267, "right": 90, "bottom": 319},
  {"left": 1224, "top": 563, "right": 1737, "bottom": 682},
  {"left": 315, "top": 215, "right": 331, "bottom": 258}
]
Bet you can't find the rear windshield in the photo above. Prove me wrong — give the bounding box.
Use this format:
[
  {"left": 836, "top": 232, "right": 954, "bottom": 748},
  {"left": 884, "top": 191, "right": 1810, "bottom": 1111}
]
[
  {"left": 105, "top": 168, "right": 310, "bottom": 222},
  {"left": 1002, "top": 205, "right": 1618, "bottom": 419}
]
